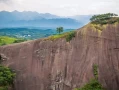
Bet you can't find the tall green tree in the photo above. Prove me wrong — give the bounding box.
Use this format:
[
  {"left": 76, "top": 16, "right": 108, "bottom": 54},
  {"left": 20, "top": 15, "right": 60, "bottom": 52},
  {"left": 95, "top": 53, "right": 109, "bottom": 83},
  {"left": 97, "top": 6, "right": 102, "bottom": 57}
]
[{"left": 56, "top": 27, "right": 64, "bottom": 34}]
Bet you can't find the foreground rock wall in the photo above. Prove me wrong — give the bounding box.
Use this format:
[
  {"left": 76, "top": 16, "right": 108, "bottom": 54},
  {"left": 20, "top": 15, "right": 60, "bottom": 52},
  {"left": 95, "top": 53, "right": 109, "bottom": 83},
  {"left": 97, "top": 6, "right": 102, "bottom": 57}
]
[{"left": 0, "top": 24, "right": 119, "bottom": 90}]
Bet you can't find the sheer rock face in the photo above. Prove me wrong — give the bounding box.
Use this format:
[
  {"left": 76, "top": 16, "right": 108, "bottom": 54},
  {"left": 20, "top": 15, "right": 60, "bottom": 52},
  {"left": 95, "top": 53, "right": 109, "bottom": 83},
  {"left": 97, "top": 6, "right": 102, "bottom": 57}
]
[{"left": 0, "top": 24, "right": 119, "bottom": 90}]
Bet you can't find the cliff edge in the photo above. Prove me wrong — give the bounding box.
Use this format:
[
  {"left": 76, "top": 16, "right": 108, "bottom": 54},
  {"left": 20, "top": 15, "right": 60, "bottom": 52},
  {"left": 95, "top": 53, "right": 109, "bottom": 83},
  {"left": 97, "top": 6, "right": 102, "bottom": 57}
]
[{"left": 0, "top": 23, "right": 119, "bottom": 90}]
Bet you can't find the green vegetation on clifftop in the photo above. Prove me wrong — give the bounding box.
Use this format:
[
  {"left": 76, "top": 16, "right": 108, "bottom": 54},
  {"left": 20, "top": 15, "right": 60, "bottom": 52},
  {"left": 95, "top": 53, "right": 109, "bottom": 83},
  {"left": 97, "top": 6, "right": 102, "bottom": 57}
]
[
  {"left": 90, "top": 13, "right": 119, "bottom": 25},
  {"left": 56, "top": 27, "right": 64, "bottom": 34},
  {"left": 44, "top": 31, "right": 76, "bottom": 42}
]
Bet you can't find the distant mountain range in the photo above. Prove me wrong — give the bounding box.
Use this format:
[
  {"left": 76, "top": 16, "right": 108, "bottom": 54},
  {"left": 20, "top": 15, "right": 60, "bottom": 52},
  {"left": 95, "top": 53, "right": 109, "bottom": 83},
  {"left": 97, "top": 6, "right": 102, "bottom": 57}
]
[{"left": 0, "top": 11, "right": 92, "bottom": 29}]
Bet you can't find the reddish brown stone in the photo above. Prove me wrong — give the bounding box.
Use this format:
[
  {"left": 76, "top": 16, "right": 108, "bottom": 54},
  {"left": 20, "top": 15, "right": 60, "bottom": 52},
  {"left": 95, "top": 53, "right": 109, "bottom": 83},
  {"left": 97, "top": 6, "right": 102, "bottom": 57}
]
[{"left": 0, "top": 24, "right": 119, "bottom": 90}]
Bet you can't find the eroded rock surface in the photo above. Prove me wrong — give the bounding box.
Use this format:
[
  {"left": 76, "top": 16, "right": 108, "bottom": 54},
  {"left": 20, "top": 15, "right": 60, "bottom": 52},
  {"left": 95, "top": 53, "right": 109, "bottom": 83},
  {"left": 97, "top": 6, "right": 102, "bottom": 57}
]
[{"left": 0, "top": 24, "right": 119, "bottom": 90}]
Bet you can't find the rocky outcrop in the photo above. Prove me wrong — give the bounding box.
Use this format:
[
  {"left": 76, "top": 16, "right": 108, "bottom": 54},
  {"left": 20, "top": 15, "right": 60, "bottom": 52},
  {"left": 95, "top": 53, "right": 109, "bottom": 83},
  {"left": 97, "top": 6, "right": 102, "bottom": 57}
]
[{"left": 0, "top": 23, "right": 119, "bottom": 90}]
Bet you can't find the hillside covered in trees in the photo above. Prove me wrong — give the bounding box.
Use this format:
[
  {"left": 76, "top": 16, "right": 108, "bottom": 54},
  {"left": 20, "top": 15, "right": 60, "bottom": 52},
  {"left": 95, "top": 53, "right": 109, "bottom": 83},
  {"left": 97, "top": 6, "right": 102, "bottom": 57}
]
[{"left": 90, "top": 13, "right": 119, "bottom": 25}]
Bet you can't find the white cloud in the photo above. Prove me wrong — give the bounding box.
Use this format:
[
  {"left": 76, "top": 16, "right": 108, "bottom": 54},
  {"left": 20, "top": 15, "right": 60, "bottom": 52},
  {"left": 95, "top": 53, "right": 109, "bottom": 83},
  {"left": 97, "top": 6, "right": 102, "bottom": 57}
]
[{"left": 0, "top": 0, "right": 118, "bottom": 16}]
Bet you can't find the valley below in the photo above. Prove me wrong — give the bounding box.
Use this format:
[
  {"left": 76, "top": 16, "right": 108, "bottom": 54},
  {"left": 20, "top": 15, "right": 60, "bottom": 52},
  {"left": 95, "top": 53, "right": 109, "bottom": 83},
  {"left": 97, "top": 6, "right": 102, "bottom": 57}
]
[{"left": 0, "top": 28, "right": 75, "bottom": 40}]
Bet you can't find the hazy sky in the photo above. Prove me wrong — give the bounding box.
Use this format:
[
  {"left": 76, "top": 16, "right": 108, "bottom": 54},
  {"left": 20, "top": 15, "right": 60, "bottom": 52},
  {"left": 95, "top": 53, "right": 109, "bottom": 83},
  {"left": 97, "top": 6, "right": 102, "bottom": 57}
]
[{"left": 0, "top": 0, "right": 118, "bottom": 16}]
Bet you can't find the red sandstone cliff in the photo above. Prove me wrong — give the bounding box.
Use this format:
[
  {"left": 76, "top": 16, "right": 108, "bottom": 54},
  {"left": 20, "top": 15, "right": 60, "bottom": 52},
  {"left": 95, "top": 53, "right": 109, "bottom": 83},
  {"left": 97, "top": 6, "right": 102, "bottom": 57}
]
[{"left": 0, "top": 23, "right": 119, "bottom": 90}]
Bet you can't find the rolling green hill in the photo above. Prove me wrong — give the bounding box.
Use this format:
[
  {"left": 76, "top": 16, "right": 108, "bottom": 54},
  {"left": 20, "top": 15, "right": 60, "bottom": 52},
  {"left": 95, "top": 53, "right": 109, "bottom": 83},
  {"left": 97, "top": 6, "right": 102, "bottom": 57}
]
[{"left": 0, "top": 36, "right": 26, "bottom": 46}]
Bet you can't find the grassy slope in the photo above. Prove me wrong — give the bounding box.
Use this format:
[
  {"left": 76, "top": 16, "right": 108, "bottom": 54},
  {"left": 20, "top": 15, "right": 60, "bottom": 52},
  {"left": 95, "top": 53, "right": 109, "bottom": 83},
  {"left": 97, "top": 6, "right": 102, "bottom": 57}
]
[
  {"left": 0, "top": 31, "right": 75, "bottom": 46},
  {"left": 0, "top": 36, "right": 26, "bottom": 46},
  {"left": 44, "top": 31, "right": 76, "bottom": 41}
]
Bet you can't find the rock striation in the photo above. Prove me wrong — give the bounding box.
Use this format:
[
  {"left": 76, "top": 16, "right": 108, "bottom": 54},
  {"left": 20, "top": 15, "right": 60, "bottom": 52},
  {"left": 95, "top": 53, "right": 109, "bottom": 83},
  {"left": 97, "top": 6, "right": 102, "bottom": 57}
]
[{"left": 0, "top": 23, "right": 119, "bottom": 90}]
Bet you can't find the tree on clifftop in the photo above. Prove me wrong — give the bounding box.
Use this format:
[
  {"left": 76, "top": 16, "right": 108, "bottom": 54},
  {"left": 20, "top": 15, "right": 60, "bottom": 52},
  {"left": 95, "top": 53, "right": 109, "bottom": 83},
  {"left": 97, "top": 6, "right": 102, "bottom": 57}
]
[
  {"left": 90, "top": 13, "right": 119, "bottom": 24},
  {"left": 56, "top": 27, "right": 64, "bottom": 34}
]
